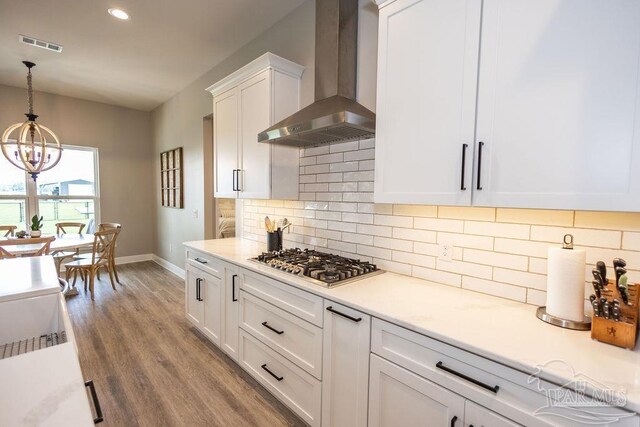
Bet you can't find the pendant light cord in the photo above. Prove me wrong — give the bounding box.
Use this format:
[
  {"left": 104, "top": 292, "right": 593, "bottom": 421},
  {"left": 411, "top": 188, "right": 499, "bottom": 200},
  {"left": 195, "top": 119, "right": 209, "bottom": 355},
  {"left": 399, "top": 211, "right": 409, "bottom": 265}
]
[{"left": 26, "top": 68, "right": 34, "bottom": 116}]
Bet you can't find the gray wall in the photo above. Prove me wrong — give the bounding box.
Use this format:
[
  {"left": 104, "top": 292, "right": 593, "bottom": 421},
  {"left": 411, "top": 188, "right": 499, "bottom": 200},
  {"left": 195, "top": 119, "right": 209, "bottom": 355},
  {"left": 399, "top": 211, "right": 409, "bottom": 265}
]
[
  {"left": 0, "top": 84, "right": 154, "bottom": 257},
  {"left": 151, "top": 0, "right": 378, "bottom": 267}
]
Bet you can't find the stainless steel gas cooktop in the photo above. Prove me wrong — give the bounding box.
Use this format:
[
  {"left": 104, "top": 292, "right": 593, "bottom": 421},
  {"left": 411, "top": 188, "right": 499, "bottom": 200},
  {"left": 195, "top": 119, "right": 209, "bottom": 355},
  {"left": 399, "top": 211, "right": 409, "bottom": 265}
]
[{"left": 249, "top": 248, "right": 384, "bottom": 288}]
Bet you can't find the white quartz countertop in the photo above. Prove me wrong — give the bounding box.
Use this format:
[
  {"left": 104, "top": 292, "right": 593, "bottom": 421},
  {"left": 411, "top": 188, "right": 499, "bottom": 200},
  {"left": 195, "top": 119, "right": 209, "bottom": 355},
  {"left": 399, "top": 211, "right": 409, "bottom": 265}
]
[
  {"left": 0, "top": 256, "right": 60, "bottom": 303},
  {"left": 185, "top": 238, "right": 640, "bottom": 413}
]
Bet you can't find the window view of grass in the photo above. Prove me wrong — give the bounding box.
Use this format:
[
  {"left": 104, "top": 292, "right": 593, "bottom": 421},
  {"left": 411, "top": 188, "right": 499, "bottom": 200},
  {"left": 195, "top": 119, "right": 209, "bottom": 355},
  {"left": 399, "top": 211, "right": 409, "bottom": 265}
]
[{"left": 0, "top": 199, "right": 94, "bottom": 234}]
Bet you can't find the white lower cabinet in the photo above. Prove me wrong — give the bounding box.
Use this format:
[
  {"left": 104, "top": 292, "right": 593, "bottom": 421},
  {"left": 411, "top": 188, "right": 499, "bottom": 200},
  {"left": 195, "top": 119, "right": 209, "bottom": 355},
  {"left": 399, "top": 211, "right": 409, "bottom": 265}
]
[
  {"left": 369, "top": 354, "right": 466, "bottom": 427},
  {"left": 221, "top": 265, "right": 240, "bottom": 360},
  {"left": 239, "top": 329, "right": 322, "bottom": 426},
  {"left": 465, "top": 401, "right": 519, "bottom": 427},
  {"left": 322, "top": 301, "right": 370, "bottom": 427}
]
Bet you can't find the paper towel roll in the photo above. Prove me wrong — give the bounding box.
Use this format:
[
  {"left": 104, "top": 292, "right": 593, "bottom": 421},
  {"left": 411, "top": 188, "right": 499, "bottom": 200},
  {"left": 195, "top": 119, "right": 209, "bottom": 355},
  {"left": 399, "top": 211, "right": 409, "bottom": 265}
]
[{"left": 546, "top": 247, "right": 586, "bottom": 321}]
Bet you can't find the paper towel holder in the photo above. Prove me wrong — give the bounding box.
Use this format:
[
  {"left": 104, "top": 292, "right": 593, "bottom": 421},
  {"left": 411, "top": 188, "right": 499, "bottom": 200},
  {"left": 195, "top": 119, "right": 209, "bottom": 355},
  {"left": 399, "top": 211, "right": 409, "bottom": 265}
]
[
  {"left": 536, "top": 306, "right": 592, "bottom": 331},
  {"left": 536, "top": 234, "right": 591, "bottom": 330}
]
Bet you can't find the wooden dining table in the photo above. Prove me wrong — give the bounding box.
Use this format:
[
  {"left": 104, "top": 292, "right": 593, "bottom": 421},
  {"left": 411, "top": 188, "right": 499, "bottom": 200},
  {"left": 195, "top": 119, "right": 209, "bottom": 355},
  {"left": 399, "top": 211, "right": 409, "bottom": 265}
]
[{"left": 1, "top": 234, "right": 95, "bottom": 296}]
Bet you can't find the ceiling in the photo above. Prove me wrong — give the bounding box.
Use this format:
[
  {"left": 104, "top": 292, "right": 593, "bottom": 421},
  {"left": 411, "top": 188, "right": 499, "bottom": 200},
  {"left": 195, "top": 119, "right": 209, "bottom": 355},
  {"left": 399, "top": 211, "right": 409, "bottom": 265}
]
[{"left": 0, "top": 0, "right": 307, "bottom": 111}]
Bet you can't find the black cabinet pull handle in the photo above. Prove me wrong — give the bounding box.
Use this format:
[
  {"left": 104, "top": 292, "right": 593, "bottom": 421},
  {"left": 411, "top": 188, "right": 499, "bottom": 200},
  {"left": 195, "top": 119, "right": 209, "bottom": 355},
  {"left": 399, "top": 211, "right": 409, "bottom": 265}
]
[
  {"left": 237, "top": 169, "right": 242, "bottom": 192},
  {"left": 232, "top": 169, "right": 237, "bottom": 191},
  {"left": 232, "top": 274, "right": 238, "bottom": 302},
  {"left": 85, "top": 380, "right": 104, "bottom": 424},
  {"left": 194, "top": 257, "right": 208, "bottom": 264},
  {"left": 476, "top": 141, "right": 484, "bottom": 190},
  {"left": 460, "top": 143, "right": 468, "bottom": 191},
  {"left": 261, "top": 321, "right": 284, "bottom": 335},
  {"left": 326, "top": 306, "right": 362, "bottom": 323},
  {"left": 436, "top": 361, "right": 499, "bottom": 393},
  {"left": 195, "top": 278, "right": 199, "bottom": 301},
  {"left": 450, "top": 415, "right": 458, "bottom": 427},
  {"left": 261, "top": 363, "right": 284, "bottom": 381}
]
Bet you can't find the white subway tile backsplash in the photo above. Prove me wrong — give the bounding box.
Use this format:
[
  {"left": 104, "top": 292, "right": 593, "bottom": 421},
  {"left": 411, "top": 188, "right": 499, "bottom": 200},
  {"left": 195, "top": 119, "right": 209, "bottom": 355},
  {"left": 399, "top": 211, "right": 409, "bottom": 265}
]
[
  {"left": 462, "top": 277, "right": 526, "bottom": 302},
  {"left": 530, "top": 226, "right": 622, "bottom": 249},
  {"left": 464, "top": 221, "right": 530, "bottom": 239},
  {"left": 374, "top": 236, "right": 413, "bottom": 252},
  {"left": 392, "top": 251, "right": 436, "bottom": 269},
  {"left": 357, "top": 223, "right": 393, "bottom": 237},
  {"left": 330, "top": 161, "right": 359, "bottom": 172},
  {"left": 344, "top": 149, "right": 375, "bottom": 161},
  {"left": 393, "top": 227, "right": 436, "bottom": 243},
  {"left": 343, "top": 171, "right": 375, "bottom": 181},
  {"left": 414, "top": 217, "right": 463, "bottom": 233},
  {"left": 493, "top": 268, "right": 546, "bottom": 291},
  {"left": 375, "top": 214, "right": 413, "bottom": 228},
  {"left": 412, "top": 266, "right": 461, "bottom": 287},
  {"left": 463, "top": 249, "right": 529, "bottom": 271},
  {"left": 242, "top": 140, "right": 640, "bottom": 305}
]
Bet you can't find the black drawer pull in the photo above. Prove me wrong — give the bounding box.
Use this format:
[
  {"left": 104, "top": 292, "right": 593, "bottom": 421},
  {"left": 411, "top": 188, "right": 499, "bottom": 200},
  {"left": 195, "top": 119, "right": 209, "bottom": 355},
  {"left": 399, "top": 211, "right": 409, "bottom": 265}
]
[
  {"left": 451, "top": 415, "right": 458, "bottom": 427},
  {"left": 436, "top": 361, "right": 499, "bottom": 394},
  {"left": 194, "top": 257, "right": 208, "bottom": 264},
  {"left": 232, "top": 274, "right": 238, "bottom": 302},
  {"left": 85, "top": 380, "right": 104, "bottom": 424},
  {"left": 460, "top": 143, "right": 468, "bottom": 191},
  {"left": 232, "top": 169, "right": 237, "bottom": 191},
  {"left": 326, "top": 306, "right": 362, "bottom": 323},
  {"left": 261, "top": 363, "right": 284, "bottom": 381},
  {"left": 476, "top": 141, "right": 484, "bottom": 190},
  {"left": 261, "top": 321, "right": 284, "bottom": 335}
]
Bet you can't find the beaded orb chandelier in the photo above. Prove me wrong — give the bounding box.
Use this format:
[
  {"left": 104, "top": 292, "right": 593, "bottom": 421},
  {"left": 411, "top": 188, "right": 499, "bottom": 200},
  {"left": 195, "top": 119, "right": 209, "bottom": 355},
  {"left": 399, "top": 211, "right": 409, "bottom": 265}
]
[{"left": 1, "top": 61, "right": 62, "bottom": 181}]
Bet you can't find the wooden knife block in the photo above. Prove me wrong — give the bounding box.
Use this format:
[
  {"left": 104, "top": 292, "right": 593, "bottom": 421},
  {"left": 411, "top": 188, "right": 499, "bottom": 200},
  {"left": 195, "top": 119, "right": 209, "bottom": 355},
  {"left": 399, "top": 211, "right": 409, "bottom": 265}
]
[{"left": 591, "top": 280, "right": 639, "bottom": 349}]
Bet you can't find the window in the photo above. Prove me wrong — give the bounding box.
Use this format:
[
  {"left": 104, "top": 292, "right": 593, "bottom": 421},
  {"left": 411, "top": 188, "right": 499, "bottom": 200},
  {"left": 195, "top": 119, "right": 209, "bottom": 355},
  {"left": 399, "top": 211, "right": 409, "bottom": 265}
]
[{"left": 0, "top": 146, "right": 99, "bottom": 234}]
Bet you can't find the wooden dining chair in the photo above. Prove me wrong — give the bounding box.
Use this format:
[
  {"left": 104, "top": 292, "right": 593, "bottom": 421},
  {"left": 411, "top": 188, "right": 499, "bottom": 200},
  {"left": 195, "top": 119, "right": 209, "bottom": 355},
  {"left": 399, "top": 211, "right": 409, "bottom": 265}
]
[
  {"left": 75, "top": 223, "right": 122, "bottom": 284},
  {"left": 0, "top": 225, "right": 17, "bottom": 237},
  {"left": 0, "top": 236, "right": 55, "bottom": 259},
  {"left": 53, "top": 222, "right": 87, "bottom": 273},
  {"left": 65, "top": 229, "right": 118, "bottom": 300}
]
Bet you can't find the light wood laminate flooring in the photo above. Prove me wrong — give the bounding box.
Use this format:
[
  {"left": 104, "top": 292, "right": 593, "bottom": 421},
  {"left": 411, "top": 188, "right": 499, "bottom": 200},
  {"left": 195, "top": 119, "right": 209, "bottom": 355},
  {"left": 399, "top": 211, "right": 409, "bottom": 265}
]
[{"left": 66, "top": 261, "right": 305, "bottom": 426}]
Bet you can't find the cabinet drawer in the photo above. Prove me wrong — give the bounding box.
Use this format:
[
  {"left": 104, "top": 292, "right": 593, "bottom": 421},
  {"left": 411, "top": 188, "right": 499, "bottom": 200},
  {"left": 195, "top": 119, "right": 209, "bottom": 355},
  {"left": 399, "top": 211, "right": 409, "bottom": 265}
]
[
  {"left": 240, "top": 290, "right": 323, "bottom": 379},
  {"left": 240, "top": 269, "right": 323, "bottom": 327},
  {"left": 185, "top": 249, "right": 222, "bottom": 278},
  {"left": 371, "top": 319, "right": 638, "bottom": 427},
  {"left": 239, "top": 329, "right": 321, "bottom": 427}
]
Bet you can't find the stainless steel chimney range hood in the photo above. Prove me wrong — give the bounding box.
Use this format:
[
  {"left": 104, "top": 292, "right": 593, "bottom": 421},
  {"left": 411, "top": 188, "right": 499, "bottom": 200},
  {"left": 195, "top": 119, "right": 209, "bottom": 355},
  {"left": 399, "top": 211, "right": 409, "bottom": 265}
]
[{"left": 258, "top": 0, "right": 375, "bottom": 147}]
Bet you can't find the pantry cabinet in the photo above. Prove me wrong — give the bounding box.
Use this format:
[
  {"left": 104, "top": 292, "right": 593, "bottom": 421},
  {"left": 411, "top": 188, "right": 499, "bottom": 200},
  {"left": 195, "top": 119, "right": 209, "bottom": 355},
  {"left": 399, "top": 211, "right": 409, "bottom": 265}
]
[
  {"left": 374, "top": 0, "right": 640, "bottom": 211},
  {"left": 208, "top": 53, "right": 304, "bottom": 200}
]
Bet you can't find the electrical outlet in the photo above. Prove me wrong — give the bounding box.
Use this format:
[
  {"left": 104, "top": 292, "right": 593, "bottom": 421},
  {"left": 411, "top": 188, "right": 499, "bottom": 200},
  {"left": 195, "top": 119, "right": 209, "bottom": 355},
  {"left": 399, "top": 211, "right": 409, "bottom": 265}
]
[
  {"left": 192, "top": 209, "right": 198, "bottom": 219},
  {"left": 169, "top": 243, "right": 173, "bottom": 253},
  {"left": 439, "top": 243, "right": 453, "bottom": 262}
]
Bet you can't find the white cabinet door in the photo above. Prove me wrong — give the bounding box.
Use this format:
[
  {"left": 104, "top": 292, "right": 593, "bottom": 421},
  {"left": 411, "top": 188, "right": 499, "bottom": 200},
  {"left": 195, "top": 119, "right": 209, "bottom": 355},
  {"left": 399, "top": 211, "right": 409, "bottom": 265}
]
[
  {"left": 374, "top": 0, "right": 481, "bottom": 205},
  {"left": 321, "top": 302, "right": 370, "bottom": 427},
  {"left": 474, "top": 0, "right": 640, "bottom": 211},
  {"left": 238, "top": 70, "right": 272, "bottom": 200},
  {"left": 185, "top": 266, "right": 203, "bottom": 327},
  {"left": 221, "top": 266, "right": 240, "bottom": 361},
  {"left": 464, "top": 401, "right": 519, "bottom": 427},
  {"left": 369, "top": 354, "right": 465, "bottom": 427},
  {"left": 214, "top": 88, "right": 239, "bottom": 198},
  {"left": 201, "top": 270, "right": 223, "bottom": 345}
]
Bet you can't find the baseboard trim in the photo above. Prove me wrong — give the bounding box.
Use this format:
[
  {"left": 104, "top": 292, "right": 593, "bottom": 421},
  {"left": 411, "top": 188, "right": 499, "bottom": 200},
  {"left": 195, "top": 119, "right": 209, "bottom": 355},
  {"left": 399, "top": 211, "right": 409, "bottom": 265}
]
[
  {"left": 152, "top": 254, "right": 185, "bottom": 279},
  {"left": 115, "top": 254, "right": 153, "bottom": 264}
]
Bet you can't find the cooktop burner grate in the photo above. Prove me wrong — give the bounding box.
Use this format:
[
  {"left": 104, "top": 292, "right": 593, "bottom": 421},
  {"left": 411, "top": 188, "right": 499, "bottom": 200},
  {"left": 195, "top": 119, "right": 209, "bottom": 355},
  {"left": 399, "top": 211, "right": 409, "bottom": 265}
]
[{"left": 249, "top": 248, "right": 384, "bottom": 287}]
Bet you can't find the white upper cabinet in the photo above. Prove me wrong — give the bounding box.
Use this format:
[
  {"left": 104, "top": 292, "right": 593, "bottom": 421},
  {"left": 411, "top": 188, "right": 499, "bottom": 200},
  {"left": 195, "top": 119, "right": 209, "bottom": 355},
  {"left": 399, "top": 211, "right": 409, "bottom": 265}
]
[
  {"left": 375, "top": 0, "right": 481, "bottom": 205},
  {"left": 213, "top": 89, "right": 239, "bottom": 198},
  {"left": 208, "top": 53, "right": 304, "bottom": 200},
  {"left": 474, "top": 0, "right": 640, "bottom": 210},
  {"left": 375, "top": 0, "right": 640, "bottom": 211}
]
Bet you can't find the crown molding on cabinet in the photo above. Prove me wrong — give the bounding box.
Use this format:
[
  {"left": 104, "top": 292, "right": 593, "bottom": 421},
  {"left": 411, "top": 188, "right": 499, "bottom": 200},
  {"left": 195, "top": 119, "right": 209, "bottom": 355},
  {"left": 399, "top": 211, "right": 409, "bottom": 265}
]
[{"left": 206, "top": 52, "right": 305, "bottom": 97}]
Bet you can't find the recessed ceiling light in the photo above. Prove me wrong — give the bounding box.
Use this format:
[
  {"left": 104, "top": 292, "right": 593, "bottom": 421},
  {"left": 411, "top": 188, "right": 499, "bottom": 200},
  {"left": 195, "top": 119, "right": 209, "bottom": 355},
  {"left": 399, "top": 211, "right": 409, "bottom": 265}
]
[{"left": 108, "top": 8, "right": 130, "bottom": 20}]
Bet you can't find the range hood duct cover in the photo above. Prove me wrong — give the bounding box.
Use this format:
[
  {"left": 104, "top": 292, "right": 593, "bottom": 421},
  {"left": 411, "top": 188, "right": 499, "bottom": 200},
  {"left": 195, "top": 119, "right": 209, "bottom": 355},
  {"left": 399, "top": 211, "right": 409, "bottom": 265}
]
[{"left": 258, "top": 0, "right": 375, "bottom": 146}]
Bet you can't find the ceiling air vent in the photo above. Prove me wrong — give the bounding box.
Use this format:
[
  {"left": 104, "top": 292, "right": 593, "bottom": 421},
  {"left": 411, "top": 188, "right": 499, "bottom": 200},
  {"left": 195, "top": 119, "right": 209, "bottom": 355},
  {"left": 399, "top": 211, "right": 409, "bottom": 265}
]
[{"left": 19, "top": 35, "right": 63, "bottom": 53}]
